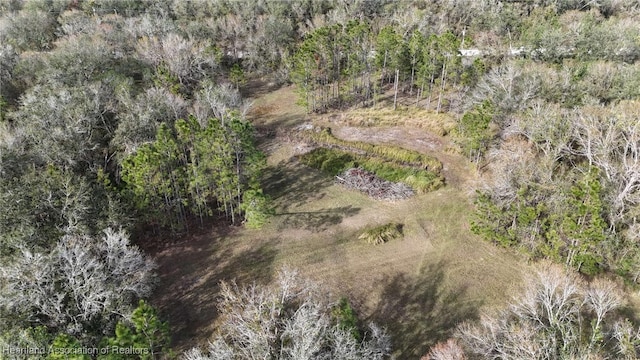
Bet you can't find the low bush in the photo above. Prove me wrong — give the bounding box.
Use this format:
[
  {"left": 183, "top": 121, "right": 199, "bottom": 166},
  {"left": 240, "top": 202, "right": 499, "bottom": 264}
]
[
  {"left": 299, "top": 147, "right": 356, "bottom": 176},
  {"left": 358, "top": 222, "right": 403, "bottom": 245},
  {"left": 299, "top": 127, "right": 442, "bottom": 172},
  {"left": 359, "top": 158, "right": 442, "bottom": 194},
  {"left": 300, "top": 148, "right": 444, "bottom": 194},
  {"left": 404, "top": 172, "right": 444, "bottom": 193},
  {"left": 336, "top": 168, "right": 414, "bottom": 200},
  {"left": 332, "top": 298, "right": 362, "bottom": 341}
]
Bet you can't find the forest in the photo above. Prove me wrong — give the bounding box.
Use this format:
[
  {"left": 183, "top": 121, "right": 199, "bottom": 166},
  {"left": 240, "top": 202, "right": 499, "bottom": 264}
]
[{"left": 2, "top": 0, "right": 640, "bottom": 359}]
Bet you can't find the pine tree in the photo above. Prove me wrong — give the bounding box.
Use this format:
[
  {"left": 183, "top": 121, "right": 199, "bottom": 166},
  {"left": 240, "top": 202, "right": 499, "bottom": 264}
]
[
  {"left": 345, "top": 20, "right": 373, "bottom": 103},
  {"left": 229, "top": 63, "right": 246, "bottom": 90},
  {"left": 290, "top": 34, "right": 319, "bottom": 112},
  {"left": 241, "top": 188, "right": 273, "bottom": 229},
  {"left": 408, "top": 30, "right": 426, "bottom": 97},
  {"left": 48, "top": 334, "right": 89, "bottom": 360},
  {"left": 375, "top": 26, "right": 402, "bottom": 87},
  {"left": 558, "top": 169, "right": 608, "bottom": 275},
  {"left": 435, "top": 31, "right": 462, "bottom": 113},
  {"left": 417, "top": 34, "right": 438, "bottom": 108},
  {"left": 98, "top": 300, "right": 170, "bottom": 360},
  {"left": 456, "top": 100, "right": 494, "bottom": 162},
  {"left": 122, "top": 112, "right": 268, "bottom": 229},
  {"left": 121, "top": 124, "right": 187, "bottom": 232}
]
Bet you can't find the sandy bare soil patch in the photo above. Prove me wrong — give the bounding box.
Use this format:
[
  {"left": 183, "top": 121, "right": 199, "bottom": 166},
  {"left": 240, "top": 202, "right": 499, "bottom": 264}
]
[{"left": 333, "top": 126, "right": 445, "bottom": 152}]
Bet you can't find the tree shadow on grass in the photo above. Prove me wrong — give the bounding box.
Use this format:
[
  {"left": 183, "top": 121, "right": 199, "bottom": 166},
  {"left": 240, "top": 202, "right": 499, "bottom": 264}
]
[
  {"left": 261, "top": 160, "right": 334, "bottom": 210},
  {"left": 371, "top": 261, "right": 481, "bottom": 359},
  {"left": 241, "top": 78, "right": 283, "bottom": 98},
  {"left": 151, "top": 229, "right": 279, "bottom": 352},
  {"left": 255, "top": 113, "right": 306, "bottom": 132},
  {"left": 275, "top": 206, "right": 360, "bottom": 232}
]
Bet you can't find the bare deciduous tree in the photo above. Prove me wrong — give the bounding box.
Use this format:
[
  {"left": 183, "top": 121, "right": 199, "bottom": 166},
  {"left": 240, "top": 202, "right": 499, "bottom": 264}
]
[
  {"left": 572, "top": 102, "right": 640, "bottom": 225},
  {"left": 12, "top": 81, "right": 115, "bottom": 169},
  {"left": 585, "top": 278, "right": 623, "bottom": 348},
  {"left": 193, "top": 80, "right": 248, "bottom": 126},
  {"left": 57, "top": 10, "right": 97, "bottom": 37},
  {"left": 472, "top": 61, "right": 540, "bottom": 123},
  {"left": 1, "top": 9, "right": 56, "bottom": 52},
  {"left": 0, "top": 43, "right": 17, "bottom": 101},
  {"left": 612, "top": 319, "right": 640, "bottom": 359},
  {"left": 136, "top": 33, "right": 216, "bottom": 87},
  {"left": 505, "top": 101, "right": 573, "bottom": 163},
  {"left": 422, "top": 339, "right": 466, "bottom": 360},
  {"left": 113, "top": 86, "right": 188, "bottom": 156},
  {"left": 183, "top": 268, "right": 390, "bottom": 360},
  {"left": 0, "top": 228, "right": 156, "bottom": 336},
  {"left": 125, "top": 11, "right": 177, "bottom": 40},
  {"left": 458, "top": 264, "right": 634, "bottom": 359}
]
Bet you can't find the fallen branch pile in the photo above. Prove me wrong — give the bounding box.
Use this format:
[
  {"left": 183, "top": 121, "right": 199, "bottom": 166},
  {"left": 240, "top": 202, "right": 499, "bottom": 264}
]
[
  {"left": 358, "top": 222, "right": 403, "bottom": 245},
  {"left": 336, "top": 168, "right": 414, "bottom": 200}
]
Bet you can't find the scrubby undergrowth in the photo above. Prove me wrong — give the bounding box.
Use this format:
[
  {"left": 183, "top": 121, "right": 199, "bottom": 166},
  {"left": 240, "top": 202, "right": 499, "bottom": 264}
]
[{"left": 299, "top": 146, "right": 443, "bottom": 196}]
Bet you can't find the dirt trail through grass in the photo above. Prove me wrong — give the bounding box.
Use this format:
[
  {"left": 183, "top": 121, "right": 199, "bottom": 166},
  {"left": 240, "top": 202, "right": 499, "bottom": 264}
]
[{"left": 151, "top": 85, "right": 528, "bottom": 359}]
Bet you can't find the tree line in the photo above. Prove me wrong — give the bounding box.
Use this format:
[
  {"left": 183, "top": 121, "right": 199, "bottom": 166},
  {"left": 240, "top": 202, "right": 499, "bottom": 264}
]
[
  {"left": 289, "top": 21, "right": 473, "bottom": 113},
  {"left": 424, "top": 264, "right": 640, "bottom": 359}
]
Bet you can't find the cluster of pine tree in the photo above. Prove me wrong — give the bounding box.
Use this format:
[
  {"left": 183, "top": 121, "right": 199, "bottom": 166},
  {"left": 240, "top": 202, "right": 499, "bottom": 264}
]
[
  {"left": 289, "top": 22, "right": 476, "bottom": 113},
  {"left": 121, "top": 114, "right": 267, "bottom": 231}
]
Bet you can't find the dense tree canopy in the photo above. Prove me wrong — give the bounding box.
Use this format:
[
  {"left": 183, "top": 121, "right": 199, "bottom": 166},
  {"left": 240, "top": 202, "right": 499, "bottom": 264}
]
[{"left": 121, "top": 113, "right": 265, "bottom": 230}]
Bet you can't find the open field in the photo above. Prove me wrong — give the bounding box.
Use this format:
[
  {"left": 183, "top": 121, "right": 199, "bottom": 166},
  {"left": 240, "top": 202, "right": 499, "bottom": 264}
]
[{"left": 150, "top": 85, "right": 530, "bottom": 359}]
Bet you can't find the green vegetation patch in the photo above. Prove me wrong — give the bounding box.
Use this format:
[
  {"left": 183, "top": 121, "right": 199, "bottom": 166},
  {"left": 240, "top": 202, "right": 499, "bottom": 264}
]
[
  {"left": 358, "top": 222, "right": 403, "bottom": 245},
  {"left": 300, "top": 127, "right": 443, "bottom": 173},
  {"left": 299, "top": 147, "right": 443, "bottom": 193},
  {"left": 299, "top": 147, "right": 357, "bottom": 176},
  {"left": 332, "top": 298, "right": 362, "bottom": 341}
]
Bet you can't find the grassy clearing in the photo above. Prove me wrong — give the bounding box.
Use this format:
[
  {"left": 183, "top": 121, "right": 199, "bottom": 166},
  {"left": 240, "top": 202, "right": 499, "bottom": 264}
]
[
  {"left": 153, "top": 147, "right": 528, "bottom": 359},
  {"left": 263, "top": 168, "right": 528, "bottom": 358},
  {"left": 152, "top": 84, "right": 528, "bottom": 359},
  {"left": 298, "top": 147, "right": 356, "bottom": 176},
  {"left": 358, "top": 222, "right": 403, "bottom": 245},
  {"left": 298, "top": 147, "right": 444, "bottom": 194},
  {"left": 247, "top": 84, "right": 307, "bottom": 128}
]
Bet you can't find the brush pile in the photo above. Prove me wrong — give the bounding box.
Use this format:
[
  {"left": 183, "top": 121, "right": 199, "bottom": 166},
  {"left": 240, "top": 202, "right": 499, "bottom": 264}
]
[
  {"left": 336, "top": 168, "right": 414, "bottom": 200},
  {"left": 358, "top": 222, "right": 403, "bottom": 245}
]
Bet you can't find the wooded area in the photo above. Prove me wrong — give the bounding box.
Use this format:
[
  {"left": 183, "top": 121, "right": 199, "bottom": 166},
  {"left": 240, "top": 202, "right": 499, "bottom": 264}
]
[{"left": 2, "top": 0, "right": 640, "bottom": 359}]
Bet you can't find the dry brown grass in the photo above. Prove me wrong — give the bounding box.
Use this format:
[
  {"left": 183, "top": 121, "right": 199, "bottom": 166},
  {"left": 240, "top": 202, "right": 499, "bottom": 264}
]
[
  {"left": 321, "top": 105, "right": 458, "bottom": 136},
  {"left": 247, "top": 84, "right": 307, "bottom": 128}
]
